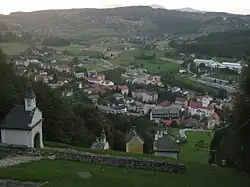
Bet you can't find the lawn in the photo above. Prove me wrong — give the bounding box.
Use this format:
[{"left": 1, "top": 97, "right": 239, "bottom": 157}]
[
  {"left": 179, "top": 131, "right": 214, "bottom": 164},
  {"left": 136, "top": 60, "right": 181, "bottom": 74},
  {"left": 76, "top": 65, "right": 107, "bottom": 72},
  {"left": 0, "top": 151, "right": 10, "bottom": 159},
  {"left": 0, "top": 42, "right": 29, "bottom": 55},
  {"left": 117, "top": 50, "right": 167, "bottom": 60},
  {"left": 0, "top": 159, "right": 249, "bottom": 187}
]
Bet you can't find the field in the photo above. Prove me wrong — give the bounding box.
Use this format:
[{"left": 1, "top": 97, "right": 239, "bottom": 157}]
[
  {"left": 179, "top": 131, "right": 214, "bottom": 164},
  {"left": 0, "top": 42, "right": 29, "bottom": 55},
  {"left": 0, "top": 159, "right": 249, "bottom": 187}
]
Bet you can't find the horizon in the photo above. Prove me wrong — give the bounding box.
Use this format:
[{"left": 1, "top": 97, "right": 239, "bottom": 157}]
[{"left": 0, "top": 0, "right": 250, "bottom": 15}]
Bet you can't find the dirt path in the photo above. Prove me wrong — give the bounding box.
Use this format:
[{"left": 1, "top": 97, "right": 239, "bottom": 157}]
[{"left": 0, "top": 156, "right": 42, "bottom": 168}]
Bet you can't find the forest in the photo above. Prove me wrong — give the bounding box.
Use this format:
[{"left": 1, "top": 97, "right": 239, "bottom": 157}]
[{"left": 175, "top": 30, "right": 250, "bottom": 58}]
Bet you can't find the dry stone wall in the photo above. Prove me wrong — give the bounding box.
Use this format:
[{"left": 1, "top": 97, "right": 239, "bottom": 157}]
[{"left": 0, "top": 144, "right": 185, "bottom": 173}]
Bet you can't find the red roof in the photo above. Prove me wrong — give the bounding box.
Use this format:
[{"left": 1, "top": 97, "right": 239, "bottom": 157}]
[
  {"left": 162, "top": 120, "right": 174, "bottom": 126},
  {"left": 189, "top": 101, "right": 213, "bottom": 110},
  {"left": 159, "top": 101, "right": 171, "bottom": 107},
  {"left": 117, "top": 85, "right": 129, "bottom": 90}
]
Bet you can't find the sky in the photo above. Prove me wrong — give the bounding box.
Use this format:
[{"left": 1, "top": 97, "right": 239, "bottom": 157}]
[{"left": 1, "top": 0, "right": 250, "bottom": 15}]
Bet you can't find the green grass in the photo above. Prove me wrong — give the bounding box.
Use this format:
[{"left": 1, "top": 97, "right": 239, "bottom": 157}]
[
  {"left": 137, "top": 60, "right": 181, "bottom": 74},
  {"left": 117, "top": 50, "right": 167, "bottom": 60},
  {"left": 75, "top": 65, "right": 107, "bottom": 72},
  {"left": 0, "top": 151, "right": 10, "bottom": 159},
  {"left": 179, "top": 131, "right": 214, "bottom": 164},
  {"left": 0, "top": 42, "right": 29, "bottom": 55},
  {"left": 0, "top": 159, "right": 249, "bottom": 187}
]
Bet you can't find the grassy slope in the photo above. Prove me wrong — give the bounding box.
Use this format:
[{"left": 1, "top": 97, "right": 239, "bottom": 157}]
[
  {"left": 0, "top": 159, "right": 249, "bottom": 187},
  {"left": 0, "top": 131, "right": 249, "bottom": 187},
  {"left": 179, "top": 131, "right": 214, "bottom": 164},
  {"left": 0, "top": 42, "right": 29, "bottom": 55}
]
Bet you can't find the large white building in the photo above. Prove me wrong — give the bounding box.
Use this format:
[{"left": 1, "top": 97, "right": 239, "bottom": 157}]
[
  {"left": 0, "top": 88, "right": 43, "bottom": 148},
  {"left": 222, "top": 62, "right": 242, "bottom": 71},
  {"left": 193, "top": 59, "right": 216, "bottom": 66}
]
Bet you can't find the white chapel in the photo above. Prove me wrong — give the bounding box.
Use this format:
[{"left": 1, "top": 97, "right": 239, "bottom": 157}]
[{"left": 0, "top": 87, "right": 43, "bottom": 148}]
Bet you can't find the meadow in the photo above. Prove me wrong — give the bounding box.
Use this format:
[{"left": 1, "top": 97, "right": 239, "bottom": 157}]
[
  {"left": 0, "top": 42, "right": 29, "bottom": 55},
  {"left": 0, "top": 159, "right": 249, "bottom": 187}
]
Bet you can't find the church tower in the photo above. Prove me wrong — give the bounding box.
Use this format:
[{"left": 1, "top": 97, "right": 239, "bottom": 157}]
[{"left": 24, "top": 87, "right": 36, "bottom": 111}]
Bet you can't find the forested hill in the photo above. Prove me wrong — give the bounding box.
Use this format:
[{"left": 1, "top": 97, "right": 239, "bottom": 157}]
[
  {"left": 175, "top": 30, "right": 250, "bottom": 58},
  {"left": 0, "top": 6, "right": 250, "bottom": 36}
]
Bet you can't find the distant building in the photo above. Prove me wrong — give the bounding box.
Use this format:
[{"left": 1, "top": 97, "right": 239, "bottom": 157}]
[
  {"left": 153, "top": 124, "right": 180, "bottom": 159},
  {"left": 91, "top": 129, "right": 110, "bottom": 150},
  {"left": 131, "top": 89, "right": 158, "bottom": 103},
  {"left": 193, "top": 59, "right": 216, "bottom": 66},
  {"left": 126, "top": 126, "right": 144, "bottom": 154},
  {"left": 117, "top": 85, "right": 129, "bottom": 95},
  {"left": 150, "top": 104, "right": 182, "bottom": 121},
  {"left": 0, "top": 87, "right": 43, "bottom": 148},
  {"left": 88, "top": 94, "right": 100, "bottom": 103}
]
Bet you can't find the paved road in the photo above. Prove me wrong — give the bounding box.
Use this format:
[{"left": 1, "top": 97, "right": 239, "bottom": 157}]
[{"left": 0, "top": 156, "right": 42, "bottom": 168}]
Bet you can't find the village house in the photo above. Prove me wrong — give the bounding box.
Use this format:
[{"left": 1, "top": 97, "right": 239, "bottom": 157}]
[
  {"left": 150, "top": 104, "right": 182, "bottom": 121},
  {"left": 117, "top": 85, "right": 129, "bottom": 95},
  {"left": 126, "top": 126, "right": 144, "bottom": 154},
  {"left": 171, "top": 86, "right": 181, "bottom": 93},
  {"left": 96, "top": 104, "right": 127, "bottom": 114},
  {"left": 91, "top": 129, "right": 110, "bottom": 150},
  {"left": 132, "top": 89, "right": 158, "bottom": 103},
  {"left": 198, "top": 95, "right": 213, "bottom": 107},
  {"left": 75, "top": 72, "right": 85, "bottom": 78},
  {"left": 188, "top": 101, "right": 214, "bottom": 117},
  {"left": 88, "top": 94, "right": 100, "bottom": 103},
  {"left": 113, "top": 93, "right": 124, "bottom": 100},
  {"left": 55, "top": 64, "right": 71, "bottom": 73},
  {"left": 175, "top": 97, "right": 188, "bottom": 107},
  {"left": 153, "top": 124, "right": 180, "bottom": 159},
  {"left": 0, "top": 88, "right": 43, "bottom": 148},
  {"left": 124, "top": 97, "right": 135, "bottom": 104},
  {"left": 62, "top": 89, "right": 74, "bottom": 97}
]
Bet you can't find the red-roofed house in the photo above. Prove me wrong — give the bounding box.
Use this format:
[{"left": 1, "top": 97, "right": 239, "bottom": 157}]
[
  {"left": 158, "top": 101, "right": 171, "bottom": 108},
  {"left": 117, "top": 85, "right": 129, "bottom": 95},
  {"left": 162, "top": 120, "right": 174, "bottom": 127},
  {"left": 188, "top": 101, "right": 214, "bottom": 117}
]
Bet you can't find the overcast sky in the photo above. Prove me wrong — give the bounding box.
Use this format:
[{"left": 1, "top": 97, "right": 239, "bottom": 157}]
[{"left": 1, "top": 0, "right": 250, "bottom": 15}]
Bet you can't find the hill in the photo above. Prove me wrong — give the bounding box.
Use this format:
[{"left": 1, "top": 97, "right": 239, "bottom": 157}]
[
  {"left": 175, "top": 29, "right": 250, "bottom": 58},
  {"left": 0, "top": 6, "right": 250, "bottom": 37}
]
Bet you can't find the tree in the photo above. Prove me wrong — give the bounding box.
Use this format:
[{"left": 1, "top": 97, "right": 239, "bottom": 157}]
[{"left": 211, "top": 57, "right": 250, "bottom": 171}]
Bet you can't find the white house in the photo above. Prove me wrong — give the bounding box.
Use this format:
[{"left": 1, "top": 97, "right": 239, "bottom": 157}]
[
  {"left": 91, "top": 129, "right": 110, "bottom": 150},
  {"left": 0, "top": 88, "right": 43, "bottom": 148},
  {"left": 201, "top": 95, "right": 213, "bottom": 107}
]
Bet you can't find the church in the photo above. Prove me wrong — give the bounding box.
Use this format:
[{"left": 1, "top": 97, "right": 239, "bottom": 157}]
[{"left": 0, "top": 87, "right": 43, "bottom": 148}]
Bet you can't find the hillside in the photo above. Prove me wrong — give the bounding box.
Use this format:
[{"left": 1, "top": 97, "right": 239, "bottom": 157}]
[
  {"left": 175, "top": 29, "right": 250, "bottom": 58},
  {"left": 0, "top": 158, "right": 249, "bottom": 187},
  {"left": 0, "top": 6, "right": 250, "bottom": 37}
]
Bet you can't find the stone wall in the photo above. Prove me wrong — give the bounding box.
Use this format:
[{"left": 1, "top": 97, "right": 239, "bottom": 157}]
[
  {"left": 0, "top": 180, "right": 40, "bottom": 187},
  {"left": 0, "top": 144, "right": 185, "bottom": 173}
]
